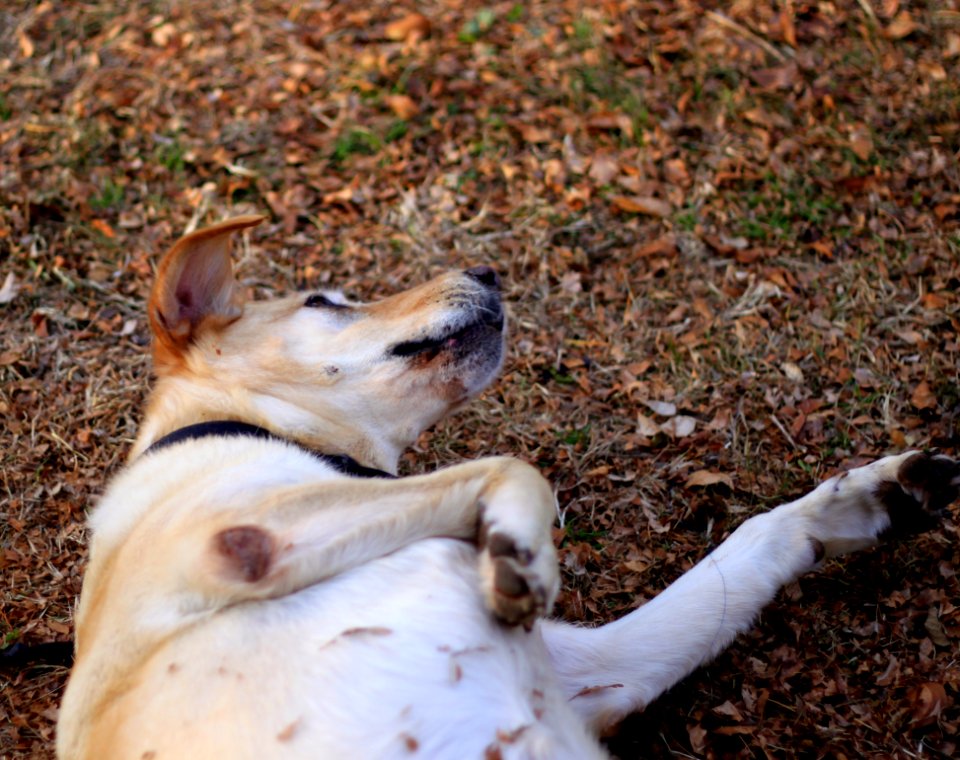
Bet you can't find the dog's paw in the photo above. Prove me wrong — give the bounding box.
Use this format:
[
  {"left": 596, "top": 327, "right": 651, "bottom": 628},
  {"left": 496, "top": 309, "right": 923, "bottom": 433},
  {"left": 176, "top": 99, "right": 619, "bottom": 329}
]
[
  {"left": 478, "top": 527, "right": 558, "bottom": 630},
  {"left": 877, "top": 451, "right": 960, "bottom": 537},
  {"left": 805, "top": 451, "right": 960, "bottom": 558}
]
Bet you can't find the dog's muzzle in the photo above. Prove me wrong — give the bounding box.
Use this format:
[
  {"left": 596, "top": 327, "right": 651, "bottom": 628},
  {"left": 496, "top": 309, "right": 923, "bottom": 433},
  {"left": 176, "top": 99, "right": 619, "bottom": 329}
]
[{"left": 389, "top": 268, "right": 505, "bottom": 362}]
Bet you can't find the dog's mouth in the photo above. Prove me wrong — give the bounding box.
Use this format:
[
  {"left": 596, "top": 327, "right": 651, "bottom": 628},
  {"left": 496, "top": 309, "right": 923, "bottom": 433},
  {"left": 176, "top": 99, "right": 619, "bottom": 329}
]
[{"left": 389, "top": 308, "right": 505, "bottom": 362}]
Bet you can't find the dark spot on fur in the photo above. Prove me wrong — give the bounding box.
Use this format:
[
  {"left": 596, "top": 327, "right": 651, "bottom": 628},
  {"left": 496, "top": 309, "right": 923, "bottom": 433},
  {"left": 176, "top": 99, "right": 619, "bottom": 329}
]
[
  {"left": 497, "top": 725, "right": 530, "bottom": 744},
  {"left": 571, "top": 683, "right": 625, "bottom": 699},
  {"left": 487, "top": 532, "right": 517, "bottom": 558},
  {"left": 167, "top": 662, "right": 179, "bottom": 675},
  {"left": 276, "top": 718, "right": 302, "bottom": 742},
  {"left": 339, "top": 626, "right": 393, "bottom": 638},
  {"left": 214, "top": 525, "right": 274, "bottom": 582},
  {"left": 141, "top": 752, "right": 156, "bottom": 760},
  {"left": 494, "top": 562, "right": 530, "bottom": 598},
  {"left": 809, "top": 537, "right": 826, "bottom": 563},
  {"left": 400, "top": 733, "right": 419, "bottom": 752}
]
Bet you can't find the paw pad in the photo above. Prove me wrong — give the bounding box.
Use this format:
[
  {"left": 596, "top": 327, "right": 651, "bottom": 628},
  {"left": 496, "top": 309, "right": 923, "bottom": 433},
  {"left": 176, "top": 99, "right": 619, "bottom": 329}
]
[{"left": 878, "top": 453, "right": 960, "bottom": 539}]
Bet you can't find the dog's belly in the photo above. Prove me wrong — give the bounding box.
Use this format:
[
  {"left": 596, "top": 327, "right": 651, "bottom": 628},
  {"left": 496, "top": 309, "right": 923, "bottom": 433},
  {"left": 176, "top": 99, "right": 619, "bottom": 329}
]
[{"left": 102, "top": 538, "right": 605, "bottom": 759}]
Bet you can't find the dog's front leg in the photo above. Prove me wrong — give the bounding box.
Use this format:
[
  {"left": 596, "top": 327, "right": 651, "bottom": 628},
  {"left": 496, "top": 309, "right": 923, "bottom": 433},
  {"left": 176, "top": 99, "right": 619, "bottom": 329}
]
[
  {"left": 542, "top": 451, "right": 960, "bottom": 734},
  {"left": 184, "top": 457, "right": 558, "bottom": 627}
]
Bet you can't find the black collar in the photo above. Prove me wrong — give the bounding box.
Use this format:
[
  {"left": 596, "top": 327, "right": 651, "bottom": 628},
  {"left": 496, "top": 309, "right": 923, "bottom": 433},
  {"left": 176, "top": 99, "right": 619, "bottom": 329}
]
[{"left": 144, "top": 420, "right": 397, "bottom": 479}]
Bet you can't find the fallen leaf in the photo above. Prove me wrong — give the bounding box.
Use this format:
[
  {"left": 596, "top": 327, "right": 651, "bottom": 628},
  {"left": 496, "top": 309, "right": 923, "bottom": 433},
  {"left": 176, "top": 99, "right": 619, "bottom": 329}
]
[
  {"left": 586, "top": 111, "right": 633, "bottom": 138},
  {"left": 660, "top": 415, "right": 696, "bottom": 438},
  {"left": 685, "top": 470, "right": 734, "bottom": 489},
  {"left": 90, "top": 219, "right": 116, "bottom": 238},
  {"left": 385, "top": 12, "right": 431, "bottom": 41},
  {"left": 0, "top": 272, "right": 20, "bottom": 304},
  {"left": 642, "top": 399, "right": 677, "bottom": 416},
  {"left": 688, "top": 724, "right": 707, "bottom": 754},
  {"left": 910, "top": 682, "right": 949, "bottom": 726},
  {"left": 885, "top": 11, "right": 917, "bottom": 40},
  {"left": 849, "top": 126, "right": 873, "bottom": 161},
  {"left": 17, "top": 29, "right": 35, "bottom": 58},
  {"left": 750, "top": 61, "right": 799, "bottom": 90},
  {"left": 636, "top": 413, "right": 661, "bottom": 437},
  {"left": 911, "top": 381, "right": 937, "bottom": 410},
  {"left": 925, "top": 607, "right": 950, "bottom": 647},
  {"left": 588, "top": 153, "right": 620, "bottom": 185},
  {"left": 610, "top": 195, "right": 671, "bottom": 217},
  {"left": 663, "top": 158, "right": 691, "bottom": 187},
  {"left": 781, "top": 362, "right": 804, "bottom": 383},
  {"left": 384, "top": 94, "right": 419, "bottom": 119}
]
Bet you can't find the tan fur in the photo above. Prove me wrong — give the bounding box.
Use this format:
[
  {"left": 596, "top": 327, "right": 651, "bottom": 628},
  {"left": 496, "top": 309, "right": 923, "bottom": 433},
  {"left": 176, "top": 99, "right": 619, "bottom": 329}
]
[{"left": 57, "top": 218, "right": 568, "bottom": 759}]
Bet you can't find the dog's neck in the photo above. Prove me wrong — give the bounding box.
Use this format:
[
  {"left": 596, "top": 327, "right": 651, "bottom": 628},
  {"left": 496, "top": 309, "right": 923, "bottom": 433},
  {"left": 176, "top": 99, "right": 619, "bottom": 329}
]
[{"left": 129, "top": 377, "right": 404, "bottom": 474}]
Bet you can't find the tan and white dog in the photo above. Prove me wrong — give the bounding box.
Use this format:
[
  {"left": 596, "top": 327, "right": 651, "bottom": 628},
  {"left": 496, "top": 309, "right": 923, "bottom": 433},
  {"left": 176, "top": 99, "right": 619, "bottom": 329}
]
[{"left": 58, "top": 216, "right": 960, "bottom": 759}]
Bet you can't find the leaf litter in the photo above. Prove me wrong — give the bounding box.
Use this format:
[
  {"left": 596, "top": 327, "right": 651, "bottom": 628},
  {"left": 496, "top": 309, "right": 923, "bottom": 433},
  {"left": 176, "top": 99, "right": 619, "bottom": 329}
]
[{"left": 1, "top": 1, "right": 959, "bottom": 757}]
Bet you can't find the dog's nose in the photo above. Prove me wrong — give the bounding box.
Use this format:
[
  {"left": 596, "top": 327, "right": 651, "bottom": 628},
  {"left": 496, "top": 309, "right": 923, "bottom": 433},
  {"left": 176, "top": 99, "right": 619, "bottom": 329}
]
[{"left": 464, "top": 266, "right": 501, "bottom": 291}]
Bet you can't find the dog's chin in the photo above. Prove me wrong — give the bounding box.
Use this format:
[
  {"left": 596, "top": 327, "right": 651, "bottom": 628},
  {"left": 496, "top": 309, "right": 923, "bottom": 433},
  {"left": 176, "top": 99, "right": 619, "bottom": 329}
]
[{"left": 451, "top": 324, "right": 506, "bottom": 399}]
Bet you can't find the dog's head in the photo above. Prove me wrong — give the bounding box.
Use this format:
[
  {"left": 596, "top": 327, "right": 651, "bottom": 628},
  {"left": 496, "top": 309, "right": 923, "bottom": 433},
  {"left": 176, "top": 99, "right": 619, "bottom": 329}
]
[{"left": 141, "top": 216, "right": 505, "bottom": 467}]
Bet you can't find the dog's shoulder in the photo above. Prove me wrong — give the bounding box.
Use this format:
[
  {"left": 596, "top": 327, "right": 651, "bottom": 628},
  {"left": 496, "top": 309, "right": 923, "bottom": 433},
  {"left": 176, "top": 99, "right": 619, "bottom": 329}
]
[{"left": 89, "top": 436, "right": 348, "bottom": 550}]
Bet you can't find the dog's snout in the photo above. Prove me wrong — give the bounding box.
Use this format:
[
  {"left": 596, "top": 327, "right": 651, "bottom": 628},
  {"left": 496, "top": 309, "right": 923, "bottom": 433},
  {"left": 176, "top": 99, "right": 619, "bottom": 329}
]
[{"left": 464, "top": 266, "right": 501, "bottom": 291}]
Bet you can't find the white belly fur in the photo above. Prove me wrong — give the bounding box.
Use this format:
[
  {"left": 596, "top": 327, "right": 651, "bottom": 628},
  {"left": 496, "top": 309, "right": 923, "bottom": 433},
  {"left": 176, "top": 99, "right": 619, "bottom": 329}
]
[{"left": 104, "top": 539, "right": 604, "bottom": 759}]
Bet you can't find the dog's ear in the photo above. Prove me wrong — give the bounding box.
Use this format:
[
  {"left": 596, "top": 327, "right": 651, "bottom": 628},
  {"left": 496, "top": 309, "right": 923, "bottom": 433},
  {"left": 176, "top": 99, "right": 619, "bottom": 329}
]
[{"left": 149, "top": 215, "right": 264, "bottom": 364}]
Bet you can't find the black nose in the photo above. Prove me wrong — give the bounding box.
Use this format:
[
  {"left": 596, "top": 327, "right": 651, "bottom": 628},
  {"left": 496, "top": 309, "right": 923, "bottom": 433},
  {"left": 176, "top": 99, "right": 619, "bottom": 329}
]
[{"left": 464, "top": 265, "right": 501, "bottom": 290}]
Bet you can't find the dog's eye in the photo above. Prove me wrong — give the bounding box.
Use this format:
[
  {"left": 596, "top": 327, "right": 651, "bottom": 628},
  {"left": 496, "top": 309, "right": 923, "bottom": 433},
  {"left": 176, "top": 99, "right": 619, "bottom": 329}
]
[{"left": 304, "top": 294, "right": 349, "bottom": 310}]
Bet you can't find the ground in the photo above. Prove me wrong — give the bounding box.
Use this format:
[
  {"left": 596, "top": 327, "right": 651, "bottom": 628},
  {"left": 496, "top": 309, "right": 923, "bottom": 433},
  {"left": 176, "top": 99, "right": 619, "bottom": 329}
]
[{"left": 1, "top": 1, "right": 959, "bottom": 757}]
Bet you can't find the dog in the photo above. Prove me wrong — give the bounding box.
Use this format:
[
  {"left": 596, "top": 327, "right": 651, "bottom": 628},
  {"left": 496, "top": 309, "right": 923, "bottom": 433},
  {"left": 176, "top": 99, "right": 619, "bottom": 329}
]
[{"left": 57, "top": 215, "right": 960, "bottom": 759}]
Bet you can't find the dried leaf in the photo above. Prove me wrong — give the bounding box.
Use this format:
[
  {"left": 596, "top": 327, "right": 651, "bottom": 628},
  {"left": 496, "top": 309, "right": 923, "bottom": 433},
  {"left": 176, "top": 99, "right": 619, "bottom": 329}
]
[
  {"left": 660, "top": 416, "right": 696, "bottom": 438},
  {"left": 781, "top": 362, "right": 804, "bottom": 383},
  {"left": 384, "top": 95, "right": 419, "bottom": 119},
  {"left": 0, "top": 272, "right": 20, "bottom": 305},
  {"left": 750, "top": 62, "right": 799, "bottom": 90},
  {"left": 911, "top": 381, "right": 937, "bottom": 410},
  {"left": 636, "top": 413, "right": 661, "bottom": 437},
  {"left": 685, "top": 470, "right": 734, "bottom": 489},
  {"left": 642, "top": 399, "right": 677, "bottom": 416},
  {"left": 610, "top": 195, "right": 671, "bottom": 217},
  {"left": 924, "top": 607, "right": 950, "bottom": 647},
  {"left": 588, "top": 153, "right": 620, "bottom": 185},
  {"left": 849, "top": 126, "right": 873, "bottom": 161},
  {"left": 385, "top": 12, "right": 431, "bottom": 41},
  {"left": 910, "top": 682, "right": 949, "bottom": 726},
  {"left": 885, "top": 11, "right": 917, "bottom": 40}
]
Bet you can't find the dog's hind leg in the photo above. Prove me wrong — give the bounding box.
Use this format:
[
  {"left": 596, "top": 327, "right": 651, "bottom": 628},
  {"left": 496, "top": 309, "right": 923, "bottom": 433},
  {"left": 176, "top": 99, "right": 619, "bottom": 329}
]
[
  {"left": 540, "top": 451, "right": 960, "bottom": 735},
  {"left": 173, "top": 457, "right": 559, "bottom": 628}
]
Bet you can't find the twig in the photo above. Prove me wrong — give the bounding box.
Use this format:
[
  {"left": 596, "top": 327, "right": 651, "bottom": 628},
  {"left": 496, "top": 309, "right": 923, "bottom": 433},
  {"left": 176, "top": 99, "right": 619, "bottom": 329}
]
[
  {"left": 768, "top": 413, "right": 800, "bottom": 451},
  {"left": 854, "top": 0, "right": 878, "bottom": 26},
  {"left": 705, "top": 11, "right": 790, "bottom": 62}
]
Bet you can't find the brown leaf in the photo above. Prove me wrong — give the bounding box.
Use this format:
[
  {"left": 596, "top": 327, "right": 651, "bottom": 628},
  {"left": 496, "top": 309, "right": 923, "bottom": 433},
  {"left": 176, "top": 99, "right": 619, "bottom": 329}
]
[
  {"left": 911, "top": 682, "right": 949, "bottom": 726},
  {"left": 385, "top": 13, "right": 431, "bottom": 41},
  {"left": 849, "top": 126, "right": 873, "bottom": 161},
  {"left": 588, "top": 153, "right": 620, "bottom": 185},
  {"left": 586, "top": 112, "right": 633, "bottom": 138},
  {"left": 663, "top": 158, "right": 691, "bottom": 187},
  {"left": 687, "top": 724, "right": 707, "bottom": 754},
  {"left": 911, "top": 381, "right": 937, "bottom": 410},
  {"left": 17, "top": 29, "right": 35, "bottom": 58},
  {"left": 610, "top": 195, "right": 671, "bottom": 217},
  {"left": 384, "top": 95, "right": 419, "bottom": 120},
  {"left": 0, "top": 272, "right": 20, "bottom": 305},
  {"left": 925, "top": 607, "right": 951, "bottom": 647},
  {"left": 885, "top": 11, "right": 917, "bottom": 40},
  {"left": 685, "top": 470, "right": 734, "bottom": 489},
  {"left": 750, "top": 62, "right": 799, "bottom": 91}
]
